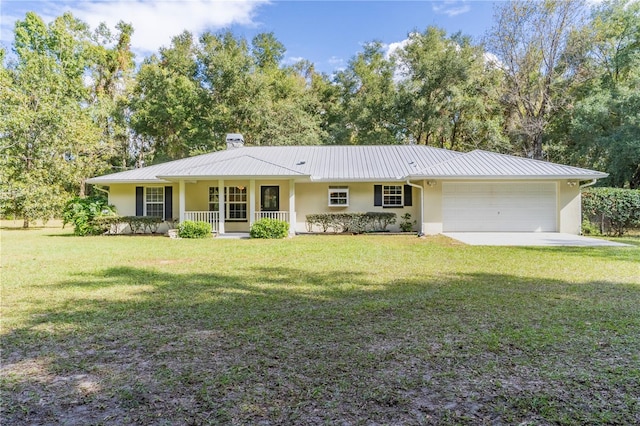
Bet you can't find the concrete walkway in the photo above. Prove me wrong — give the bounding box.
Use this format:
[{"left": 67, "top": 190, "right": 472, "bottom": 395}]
[{"left": 442, "top": 232, "right": 630, "bottom": 247}]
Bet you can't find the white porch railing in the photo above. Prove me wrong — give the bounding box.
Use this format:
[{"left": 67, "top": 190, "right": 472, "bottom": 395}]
[
  {"left": 255, "top": 211, "right": 289, "bottom": 222},
  {"left": 184, "top": 211, "right": 219, "bottom": 232}
]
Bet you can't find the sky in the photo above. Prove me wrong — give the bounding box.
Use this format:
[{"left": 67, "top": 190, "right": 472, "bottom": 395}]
[{"left": 1, "top": 0, "right": 498, "bottom": 74}]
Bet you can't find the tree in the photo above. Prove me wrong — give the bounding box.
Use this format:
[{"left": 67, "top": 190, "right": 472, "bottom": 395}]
[
  {"left": 129, "top": 30, "right": 323, "bottom": 160},
  {"left": 333, "top": 41, "right": 399, "bottom": 145},
  {"left": 487, "top": 0, "right": 586, "bottom": 159},
  {"left": 0, "top": 13, "right": 133, "bottom": 226},
  {"left": 568, "top": 0, "right": 640, "bottom": 187},
  {"left": 129, "top": 31, "right": 211, "bottom": 162},
  {"left": 396, "top": 27, "right": 508, "bottom": 151},
  {"left": 1, "top": 13, "right": 97, "bottom": 226}
]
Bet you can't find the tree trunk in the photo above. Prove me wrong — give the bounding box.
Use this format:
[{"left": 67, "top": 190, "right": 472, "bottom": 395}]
[
  {"left": 23, "top": 217, "right": 30, "bottom": 229},
  {"left": 532, "top": 132, "right": 544, "bottom": 160}
]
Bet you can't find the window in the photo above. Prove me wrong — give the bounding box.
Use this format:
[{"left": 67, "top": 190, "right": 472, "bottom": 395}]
[
  {"left": 383, "top": 185, "right": 403, "bottom": 207},
  {"left": 328, "top": 186, "right": 349, "bottom": 206},
  {"left": 145, "top": 187, "right": 164, "bottom": 218},
  {"left": 209, "top": 186, "right": 248, "bottom": 221},
  {"left": 209, "top": 187, "right": 219, "bottom": 212},
  {"left": 227, "top": 186, "right": 247, "bottom": 220}
]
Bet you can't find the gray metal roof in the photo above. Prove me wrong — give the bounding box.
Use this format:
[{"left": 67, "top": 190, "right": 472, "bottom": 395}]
[
  {"left": 87, "top": 146, "right": 607, "bottom": 184},
  {"left": 411, "top": 150, "right": 608, "bottom": 180}
]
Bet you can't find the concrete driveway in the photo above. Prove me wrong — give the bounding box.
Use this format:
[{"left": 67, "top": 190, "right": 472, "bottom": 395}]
[{"left": 442, "top": 232, "right": 630, "bottom": 247}]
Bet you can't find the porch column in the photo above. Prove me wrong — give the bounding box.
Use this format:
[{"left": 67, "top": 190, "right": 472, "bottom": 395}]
[
  {"left": 179, "top": 180, "right": 185, "bottom": 223},
  {"left": 218, "top": 179, "right": 225, "bottom": 234},
  {"left": 289, "top": 179, "right": 296, "bottom": 235},
  {"left": 249, "top": 179, "right": 256, "bottom": 227}
]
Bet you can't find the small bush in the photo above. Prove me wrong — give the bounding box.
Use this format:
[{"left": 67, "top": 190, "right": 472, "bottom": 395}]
[
  {"left": 582, "top": 188, "right": 640, "bottom": 236},
  {"left": 62, "top": 196, "right": 116, "bottom": 236},
  {"left": 305, "top": 212, "right": 397, "bottom": 233},
  {"left": 178, "top": 220, "right": 212, "bottom": 238},
  {"left": 250, "top": 218, "right": 289, "bottom": 239},
  {"left": 399, "top": 213, "right": 416, "bottom": 232}
]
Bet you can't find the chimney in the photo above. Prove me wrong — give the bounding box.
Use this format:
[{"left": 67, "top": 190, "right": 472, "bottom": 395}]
[{"left": 226, "top": 133, "right": 245, "bottom": 149}]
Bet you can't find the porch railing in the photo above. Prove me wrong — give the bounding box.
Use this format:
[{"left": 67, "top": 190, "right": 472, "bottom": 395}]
[
  {"left": 255, "top": 211, "right": 289, "bottom": 222},
  {"left": 184, "top": 211, "right": 219, "bottom": 232}
]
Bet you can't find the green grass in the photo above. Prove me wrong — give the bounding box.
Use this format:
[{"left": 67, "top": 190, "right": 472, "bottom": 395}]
[{"left": 1, "top": 227, "right": 639, "bottom": 425}]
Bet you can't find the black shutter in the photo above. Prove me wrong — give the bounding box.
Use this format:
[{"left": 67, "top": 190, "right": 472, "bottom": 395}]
[
  {"left": 374, "top": 185, "right": 382, "bottom": 206},
  {"left": 404, "top": 185, "right": 413, "bottom": 206},
  {"left": 164, "top": 186, "right": 173, "bottom": 220},
  {"left": 135, "top": 186, "right": 144, "bottom": 216}
]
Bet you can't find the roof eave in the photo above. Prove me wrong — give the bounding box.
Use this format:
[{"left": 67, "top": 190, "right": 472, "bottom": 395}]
[
  {"left": 156, "top": 174, "right": 309, "bottom": 181},
  {"left": 86, "top": 178, "right": 171, "bottom": 185},
  {"left": 407, "top": 174, "right": 609, "bottom": 180}
]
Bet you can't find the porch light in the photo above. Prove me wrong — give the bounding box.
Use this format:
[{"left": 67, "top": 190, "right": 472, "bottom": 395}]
[
  {"left": 427, "top": 181, "right": 437, "bottom": 187},
  {"left": 567, "top": 181, "right": 578, "bottom": 187},
  {"left": 237, "top": 185, "right": 245, "bottom": 191}
]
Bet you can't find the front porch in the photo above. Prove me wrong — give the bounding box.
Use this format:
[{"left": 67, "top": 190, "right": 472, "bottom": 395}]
[
  {"left": 183, "top": 211, "right": 290, "bottom": 234},
  {"left": 178, "top": 179, "right": 296, "bottom": 235}
]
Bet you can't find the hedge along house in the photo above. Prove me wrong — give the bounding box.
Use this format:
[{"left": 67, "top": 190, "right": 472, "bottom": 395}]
[{"left": 86, "top": 134, "right": 608, "bottom": 235}]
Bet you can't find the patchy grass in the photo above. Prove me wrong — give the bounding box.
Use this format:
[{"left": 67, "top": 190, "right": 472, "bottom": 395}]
[{"left": 1, "top": 228, "right": 639, "bottom": 425}]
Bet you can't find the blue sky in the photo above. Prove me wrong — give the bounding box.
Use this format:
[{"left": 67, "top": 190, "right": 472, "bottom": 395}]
[{"left": 1, "top": 0, "right": 497, "bottom": 73}]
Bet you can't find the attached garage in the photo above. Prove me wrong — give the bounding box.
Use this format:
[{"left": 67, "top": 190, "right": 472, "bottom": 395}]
[{"left": 442, "top": 182, "right": 557, "bottom": 232}]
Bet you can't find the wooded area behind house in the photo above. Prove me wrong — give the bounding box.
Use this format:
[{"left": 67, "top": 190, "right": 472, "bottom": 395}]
[{"left": 1, "top": 0, "right": 639, "bottom": 226}]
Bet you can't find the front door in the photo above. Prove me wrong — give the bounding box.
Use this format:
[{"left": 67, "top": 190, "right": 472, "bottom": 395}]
[{"left": 261, "top": 186, "right": 279, "bottom": 211}]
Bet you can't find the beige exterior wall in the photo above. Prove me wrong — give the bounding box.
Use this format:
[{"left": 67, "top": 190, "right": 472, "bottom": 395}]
[
  {"left": 106, "top": 178, "right": 583, "bottom": 235},
  {"left": 294, "top": 182, "right": 420, "bottom": 233},
  {"left": 108, "top": 183, "right": 178, "bottom": 233},
  {"left": 558, "top": 180, "right": 582, "bottom": 234},
  {"left": 422, "top": 180, "right": 443, "bottom": 235}
]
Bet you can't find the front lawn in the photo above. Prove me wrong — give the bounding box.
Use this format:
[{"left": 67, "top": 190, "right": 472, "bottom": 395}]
[{"left": 1, "top": 228, "right": 639, "bottom": 425}]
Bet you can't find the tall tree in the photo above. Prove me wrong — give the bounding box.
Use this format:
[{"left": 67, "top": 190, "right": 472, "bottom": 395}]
[
  {"left": 1, "top": 13, "right": 97, "bottom": 226},
  {"left": 0, "top": 13, "right": 133, "bottom": 225},
  {"left": 333, "top": 41, "right": 399, "bottom": 145},
  {"left": 129, "top": 31, "right": 211, "bottom": 162},
  {"left": 396, "top": 27, "right": 508, "bottom": 151},
  {"left": 487, "top": 0, "right": 586, "bottom": 159},
  {"left": 568, "top": 0, "right": 640, "bottom": 187},
  {"left": 130, "top": 30, "right": 323, "bottom": 160}
]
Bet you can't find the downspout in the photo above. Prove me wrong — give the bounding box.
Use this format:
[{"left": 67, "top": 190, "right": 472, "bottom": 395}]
[
  {"left": 579, "top": 179, "right": 597, "bottom": 189},
  {"left": 92, "top": 185, "right": 110, "bottom": 197},
  {"left": 405, "top": 179, "right": 424, "bottom": 235}
]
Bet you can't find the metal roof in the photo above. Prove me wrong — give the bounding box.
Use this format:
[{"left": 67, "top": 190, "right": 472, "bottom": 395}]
[
  {"left": 87, "top": 146, "right": 607, "bottom": 184},
  {"left": 411, "top": 150, "right": 608, "bottom": 180}
]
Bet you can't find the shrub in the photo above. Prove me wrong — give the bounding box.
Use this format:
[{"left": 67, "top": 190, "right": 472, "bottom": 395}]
[
  {"left": 178, "top": 220, "right": 212, "bottom": 238},
  {"left": 305, "top": 212, "right": 398, "bottom": 233},
  {"left": 250, "top": 218, "right": 289, "bottom": 239},
  {"left": 120, "top": 216, "right": 164, "bottom": 234},
  {"left": 399, "top": 213, "right": 416, "bottom": 232},
  {"left": 582, "top": 187, "right": 640, "bottom": 236},
  {"left": 62, "top": 196, "right": 116, "bottom": 236}
]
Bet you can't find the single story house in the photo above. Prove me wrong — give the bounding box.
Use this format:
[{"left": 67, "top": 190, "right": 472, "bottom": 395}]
[{"left": 86, "top": 134, "right": 607, "bottom": 235}]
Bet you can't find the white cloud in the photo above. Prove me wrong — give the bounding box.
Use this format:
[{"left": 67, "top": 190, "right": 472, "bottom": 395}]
[
  {"left": 3, "top": 0, "right": 270, "bottom": 57},
  {"left": 328, "top": 56, "right": 344, "bottom": 66},
  {"left": 432, "top": 1, "right": 471, "bottom": 17},
  {"left": 284, "top": 56, "right": 305, "bottom": 64}
]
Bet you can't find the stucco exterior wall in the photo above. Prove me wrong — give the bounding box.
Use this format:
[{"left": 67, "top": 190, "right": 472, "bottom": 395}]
[
  {"left": 107, "top": 183, "right": 178, "bottom": 233},
  {"left": 294, "top": 182, "right": 419, "bottom": 233},
  {"left": 423, "top": 180, "right": 443, "bottom": 235},
  {"left": 105, "top": 178, "right": 583, "bottom": 235},
  {"left": 558, "top": 181, "right": 581, "bottom": 234}
]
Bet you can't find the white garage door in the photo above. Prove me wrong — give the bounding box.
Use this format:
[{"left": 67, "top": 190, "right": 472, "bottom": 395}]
[{"left": 442, "top": 182, "right": 557, "bottom": 232}]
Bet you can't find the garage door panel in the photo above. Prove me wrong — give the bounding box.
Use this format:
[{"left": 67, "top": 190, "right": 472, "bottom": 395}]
[{"left": 442, "top": 182, "right": 557, "bottom": 232}]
